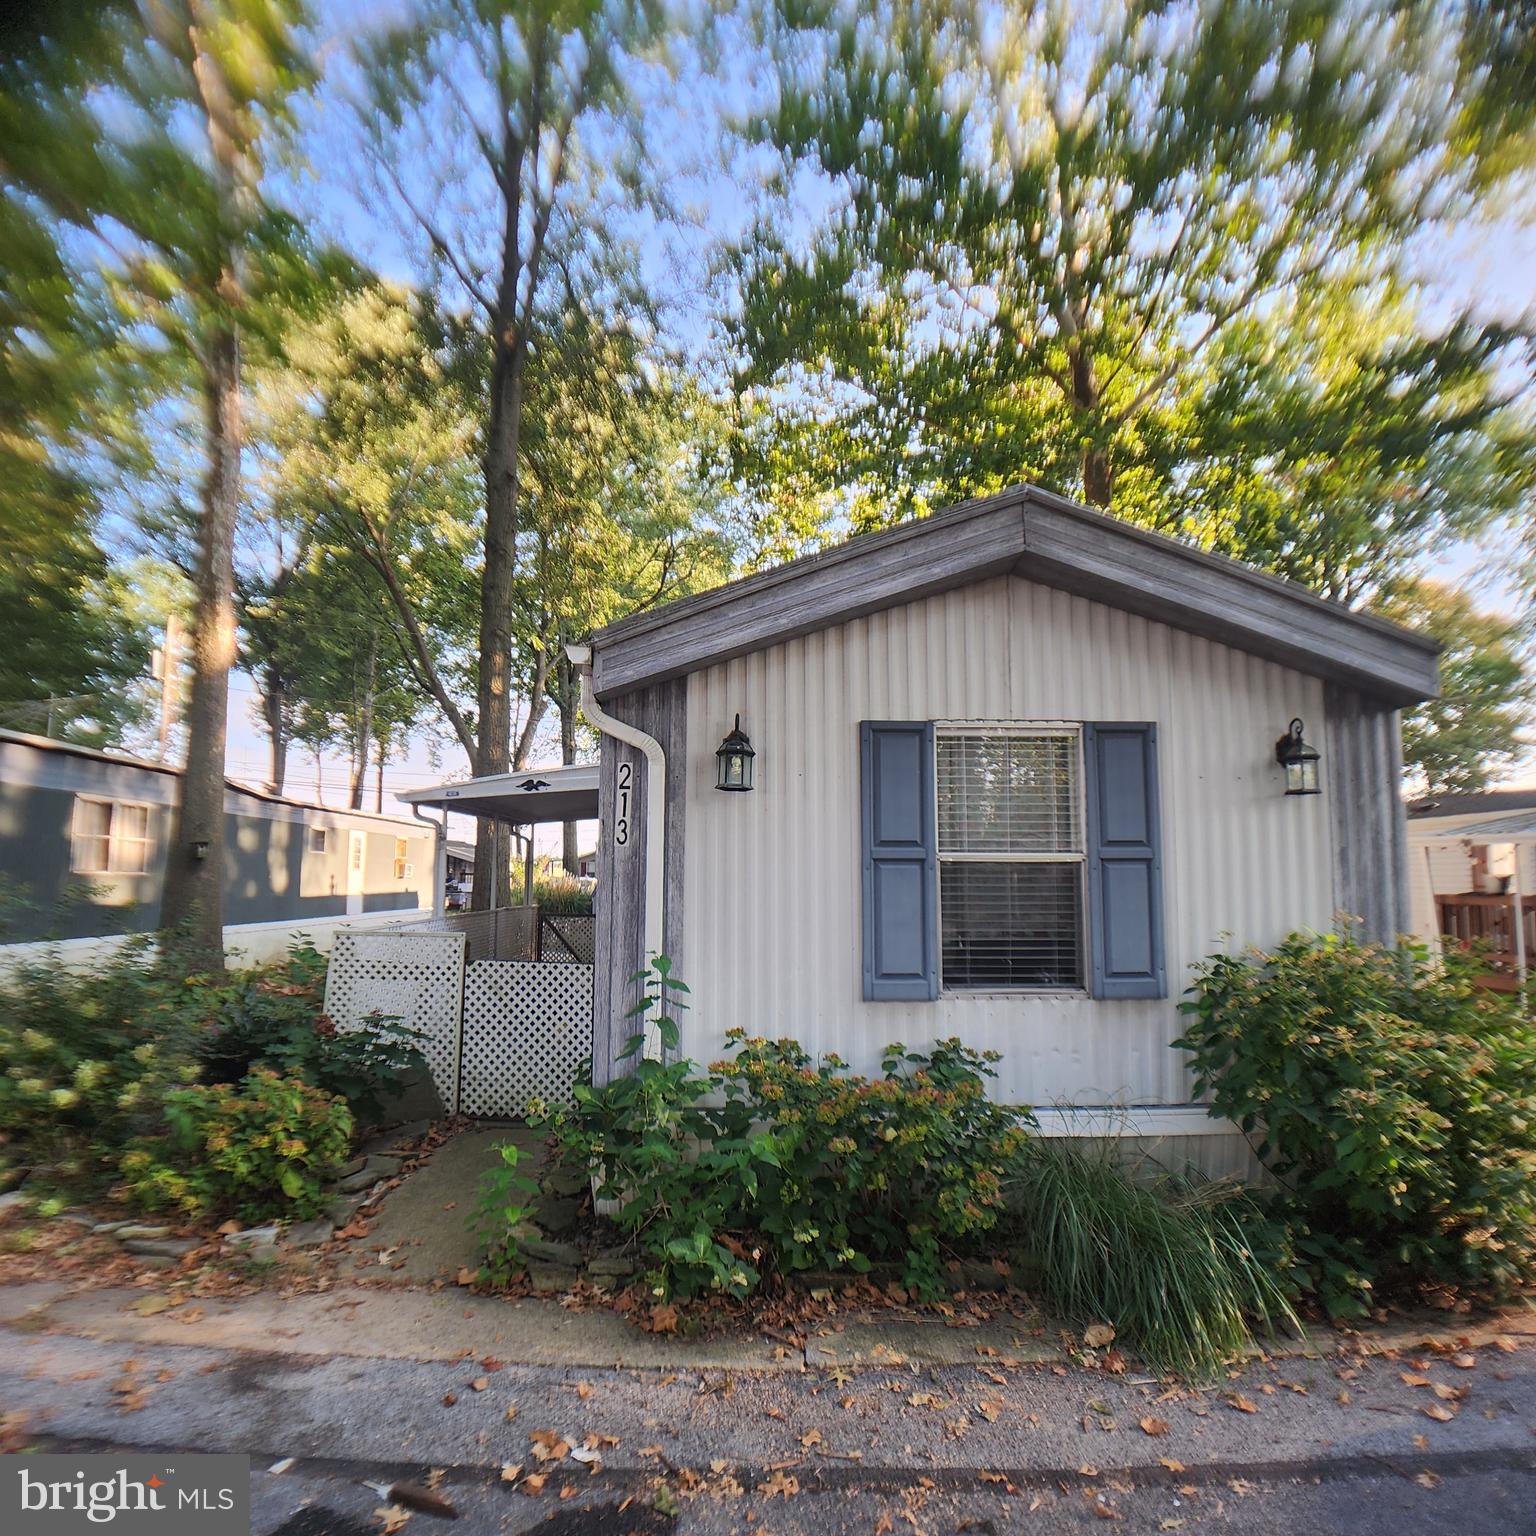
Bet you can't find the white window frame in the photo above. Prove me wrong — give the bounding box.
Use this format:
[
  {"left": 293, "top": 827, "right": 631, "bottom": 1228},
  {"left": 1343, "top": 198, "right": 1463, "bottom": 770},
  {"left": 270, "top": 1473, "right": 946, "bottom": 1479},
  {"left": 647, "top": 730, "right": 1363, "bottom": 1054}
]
[
  {"left": 70, "top": 796, "right": 156, "bottom": 876},
  {"left": 933, "top": 722, "right": 1089, "bottom": 996}
]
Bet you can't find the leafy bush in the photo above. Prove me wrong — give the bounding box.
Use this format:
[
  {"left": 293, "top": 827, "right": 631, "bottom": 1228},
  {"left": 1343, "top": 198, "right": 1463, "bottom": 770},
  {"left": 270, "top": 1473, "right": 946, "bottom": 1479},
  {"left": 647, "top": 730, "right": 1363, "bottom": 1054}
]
[
  {"left": 0, "top": 940, "right": 408, "bottom": 1215},
  {"left": 198, "top": 944, "right": 426, "bottom": 1121},
  {"left": 1006, "top": 1139, "right": 1300, "bottom": 1377},
  {"left": 120, "top": 1067, "right": 352, "bottom": 1221},
  {"left": 535, "top": 960, "right": 1032, "bottom": 1300},
  {"left": 1177, "top": 931, "right": 1536, "bottom": 1314},
  {"left": 0, "top": 939, "right": 208, "bottom": 1193}
]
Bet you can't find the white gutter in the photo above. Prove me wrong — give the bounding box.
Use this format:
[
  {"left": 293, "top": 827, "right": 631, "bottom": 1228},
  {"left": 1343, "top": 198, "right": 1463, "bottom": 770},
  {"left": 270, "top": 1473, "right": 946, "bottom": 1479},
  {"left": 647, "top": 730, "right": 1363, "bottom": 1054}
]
[{"left": 566, "top": 641, "right": 665, "bottom": 1061}]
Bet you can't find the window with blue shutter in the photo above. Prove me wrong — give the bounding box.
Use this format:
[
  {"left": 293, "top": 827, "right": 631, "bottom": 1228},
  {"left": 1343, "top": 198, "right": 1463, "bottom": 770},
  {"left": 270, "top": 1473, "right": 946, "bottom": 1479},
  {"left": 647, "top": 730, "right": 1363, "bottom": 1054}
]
[
  {"left": 860, "top": 721, "right": 939, "bottom": 1001},
  {"left": 1083, "top": 723, "right": 1165, "bottom": 999}
]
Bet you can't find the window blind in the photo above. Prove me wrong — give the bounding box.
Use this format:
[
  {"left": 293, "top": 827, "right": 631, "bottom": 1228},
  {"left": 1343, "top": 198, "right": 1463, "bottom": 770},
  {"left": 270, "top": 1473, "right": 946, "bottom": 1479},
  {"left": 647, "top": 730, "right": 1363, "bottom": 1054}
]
[{"left": 937, "top": 733, "right": 1080, "bottom": 855}]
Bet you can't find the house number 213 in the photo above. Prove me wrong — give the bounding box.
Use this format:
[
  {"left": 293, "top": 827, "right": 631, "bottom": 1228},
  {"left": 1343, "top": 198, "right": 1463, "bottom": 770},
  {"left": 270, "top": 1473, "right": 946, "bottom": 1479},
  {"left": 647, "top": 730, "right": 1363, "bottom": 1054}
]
[{"left": 614, "top": 761, "right": 633, "bottom": 846}]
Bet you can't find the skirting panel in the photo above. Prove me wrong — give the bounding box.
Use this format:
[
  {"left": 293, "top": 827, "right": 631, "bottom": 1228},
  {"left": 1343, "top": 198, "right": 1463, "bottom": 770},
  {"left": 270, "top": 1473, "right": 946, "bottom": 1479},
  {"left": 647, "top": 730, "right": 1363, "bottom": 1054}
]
[
  {"left": 460, "top": 961, "right": 593, "bottom": 1117},
  {"left": 324, "top": 930, "right": 466, "bottom": 1111}
]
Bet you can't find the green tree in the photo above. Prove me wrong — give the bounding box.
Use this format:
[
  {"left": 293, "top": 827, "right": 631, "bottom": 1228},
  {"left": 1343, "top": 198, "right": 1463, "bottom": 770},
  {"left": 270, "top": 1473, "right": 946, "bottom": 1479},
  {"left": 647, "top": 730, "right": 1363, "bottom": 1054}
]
[
  {"left": 357, "top": 0, "right": 667, "bottom": 908},
  {"left": 1375, "top": 578, "right": 1535, "bottom": 794},
  {"left": 248, "top": 282, "right": 482, "bottom": 789},
  {"left": 733, "top": 0, "right": 1535, "bottom": 585},
  {"left": 2, "top": 0, "right": 317, "bottom": 965}
]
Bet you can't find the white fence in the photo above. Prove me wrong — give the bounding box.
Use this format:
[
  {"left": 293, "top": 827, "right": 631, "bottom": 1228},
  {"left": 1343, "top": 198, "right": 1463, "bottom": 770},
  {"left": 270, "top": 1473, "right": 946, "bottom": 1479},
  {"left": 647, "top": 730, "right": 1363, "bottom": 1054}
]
[{"left": 323, "top": 929, "right": 590, "bottom": 1116}]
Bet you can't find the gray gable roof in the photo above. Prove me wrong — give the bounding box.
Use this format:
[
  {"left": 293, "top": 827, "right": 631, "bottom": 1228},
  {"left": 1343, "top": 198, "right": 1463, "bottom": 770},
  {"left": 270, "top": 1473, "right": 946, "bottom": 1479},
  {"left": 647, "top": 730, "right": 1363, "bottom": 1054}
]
[{"left": 591, "top": 484, "right": 1440, "bottom": 706}]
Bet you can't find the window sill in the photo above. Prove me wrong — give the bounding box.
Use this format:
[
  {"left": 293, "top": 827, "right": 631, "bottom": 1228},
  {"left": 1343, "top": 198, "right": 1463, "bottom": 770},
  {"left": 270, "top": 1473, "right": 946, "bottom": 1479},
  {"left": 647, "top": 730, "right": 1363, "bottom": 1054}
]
[{"left": 941, "top": 988, "right": 1091, "bottom": 1000}]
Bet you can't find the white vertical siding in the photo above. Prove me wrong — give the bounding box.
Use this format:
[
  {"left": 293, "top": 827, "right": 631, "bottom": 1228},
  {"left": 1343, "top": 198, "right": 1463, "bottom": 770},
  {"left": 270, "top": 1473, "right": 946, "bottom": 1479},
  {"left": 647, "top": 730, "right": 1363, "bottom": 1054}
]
[{"left": 680, "top": 574, "right": 1333, "bottom": 1108}]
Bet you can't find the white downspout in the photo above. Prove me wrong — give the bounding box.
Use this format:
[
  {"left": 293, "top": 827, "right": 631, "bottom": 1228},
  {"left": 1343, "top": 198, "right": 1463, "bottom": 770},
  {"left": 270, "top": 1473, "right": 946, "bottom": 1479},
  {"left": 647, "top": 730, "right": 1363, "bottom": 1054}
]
[
  {"left": 566, "top": 641, "right": 665, "bottom": 1061},
  {"left": 411, "top": 804, "right": 447, "bottom": 919}
]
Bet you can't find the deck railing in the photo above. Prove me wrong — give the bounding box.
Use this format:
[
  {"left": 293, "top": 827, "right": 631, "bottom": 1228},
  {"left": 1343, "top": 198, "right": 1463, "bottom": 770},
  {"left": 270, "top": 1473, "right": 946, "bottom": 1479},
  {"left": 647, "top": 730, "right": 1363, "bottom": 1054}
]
[{"left": 1436, "top": 893, "right": 1536, "bottom": 992}]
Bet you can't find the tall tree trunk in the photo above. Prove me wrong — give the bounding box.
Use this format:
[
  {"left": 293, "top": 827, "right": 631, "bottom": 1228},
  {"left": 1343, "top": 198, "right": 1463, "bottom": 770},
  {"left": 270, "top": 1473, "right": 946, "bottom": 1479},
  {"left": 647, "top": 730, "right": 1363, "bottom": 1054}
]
[
  {"left": 374, "top": 741, "right": 385, "bottom": 814},
  {"left": 160, "top": 324, "right": 240, "bottom": 966},
  {"left": 1070, "top": 342, "right": 1114, "bottom": 507},
  {"left": 160, "top": 16, "right": 250, "bottom": 971},
  {"left": 348, "top": 630, "right": 377, "bottom": 810},
  {"left": 263, "top": 661, "right": 287, "bottom": 795}
]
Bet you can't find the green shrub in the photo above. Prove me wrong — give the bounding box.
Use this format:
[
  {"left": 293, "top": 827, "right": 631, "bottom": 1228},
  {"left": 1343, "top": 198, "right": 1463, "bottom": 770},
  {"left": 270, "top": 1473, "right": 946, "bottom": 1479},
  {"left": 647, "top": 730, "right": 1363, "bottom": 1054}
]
[
  {"left": 1177, "top": 931, "right": 1536, "bottom": 1314},
  {"left": 0, "top": 939, "right": 208, "bottom": 1193},
  {"left": 529, "top": 875, "right": 594, "bottom": 915},
  {"left": 120, "top": 1067, "right": 352, "bottom": 1221},
  {"left": 1005, "top": 1139, "right": 1300, "bottom": 1378},
  {"left": 534, "top": 959, "right": 1032, "bottom": 1300},
  {"left": 198, "top": 944, "right": 426, "bottom": 1121}
]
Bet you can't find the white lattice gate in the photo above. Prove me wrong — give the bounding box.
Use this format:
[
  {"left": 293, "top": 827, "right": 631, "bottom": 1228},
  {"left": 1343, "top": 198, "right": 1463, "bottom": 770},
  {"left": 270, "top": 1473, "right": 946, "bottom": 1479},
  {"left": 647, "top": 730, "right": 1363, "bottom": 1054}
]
[
  {"left": 459, "top": 961, "right": 592, "bottom": 1117},
  {"left": 324, "top": 931, "right": 590, "bottom": 1116},
  {"left": 324, "top": 930, "right": 466, "bottom": 1111}
]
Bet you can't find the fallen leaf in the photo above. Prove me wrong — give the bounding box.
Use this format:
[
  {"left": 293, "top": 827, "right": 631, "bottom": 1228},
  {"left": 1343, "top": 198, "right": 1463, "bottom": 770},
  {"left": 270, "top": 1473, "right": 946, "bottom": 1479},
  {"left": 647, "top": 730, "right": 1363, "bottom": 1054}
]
[
  {"left": 1083, "top": 1323, "right": 1116, "bottom": 1350},
  {"left": 504, "top": 1403, "right": 519, "bottom": 1422},
  {"left": 373, "top": 1506, "right": 410, "bottom": 1534},
  {"left": 1228, "top": 1395, "right": 1259, "bottom": 1414},
  {"left": 520, "top": 1472, "right": 547, "bottom": 1496},
  {"left": 1400, "top": 1372, "right": 1432, "bottom": 1387},
  {"left": 1158, "top": 1457, "right": 1186, "bottom": 1473},
  {"left": 1139, "top": 1416, "right": 1170, "bottom": 1437},
  {"left": 500, "top": 1464, "right": 522, "bottom": 1484},
  {"left": 455, "top": 1267, "right": 476, "bottom": 1286},
  {"left": 469, "top": 1377, "right": 490, "bottom": 1393},
  {"left": 1415, "top": 1471, "right": 1441, "bottom": 1489},
  {"left": 649, "top": 1304, "right": 678, "bottom": 1334},
  {"left": 1451, "top": 1353, "right": 1477, "bottom": 1370},
  {"left": 1432, "top": 1383, "right": 1466, "bottom": 1402},
  {"left": 1492, "top": 1336, "right": 1517, "bottom": 1354},
  {"left": 529, "top": 1429, "right": 570, "bottom": 1463},
  {"left": 575, "top": 1381, "right": 593, "bottom": 1400},
  {"left": 757, "top": 1470, "right": 799, "bottom": 1500},
  {"left": 976, "top": 1399, "right": 1002, "bottom": 1423},
  {"left": 800, "top": 1428, "right": 823, "bottom": 1449},
  {"left": 1159, "top": 1521, "right": 1186, "bottom": 1532},
  {"left": 440, "top": 1393, "right": 457, "bottom": 1407},
  {"left": 1423, "top": 1403, "right": 1457, "bottom": 1422}
]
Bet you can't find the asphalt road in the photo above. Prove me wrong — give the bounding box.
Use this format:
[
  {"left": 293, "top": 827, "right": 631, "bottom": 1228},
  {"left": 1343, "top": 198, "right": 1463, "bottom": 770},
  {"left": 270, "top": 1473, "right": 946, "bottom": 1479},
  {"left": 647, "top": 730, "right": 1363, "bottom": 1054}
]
[{"left": 5, "top": 1323, "right": 1534, "bottom": 1534}]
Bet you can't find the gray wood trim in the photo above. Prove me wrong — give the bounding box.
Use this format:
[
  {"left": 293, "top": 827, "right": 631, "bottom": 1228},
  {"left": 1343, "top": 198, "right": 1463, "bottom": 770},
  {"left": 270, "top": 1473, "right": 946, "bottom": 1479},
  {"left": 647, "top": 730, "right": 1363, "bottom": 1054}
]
[
  {"left": 1019, "top": 501, "right": 1439, "bottom": 705},
  {"left": 591, "top": 679, "right": 687, "bottom": 1085},
  {"left": 1325, "top": 683, "right": 1410, "bottom": 942},
  {"left": 590, "top": 486, "right": 1439, "bottom": 706},
  {"left": 592, "top": 497, "right": 1031, "bottom": 697}
]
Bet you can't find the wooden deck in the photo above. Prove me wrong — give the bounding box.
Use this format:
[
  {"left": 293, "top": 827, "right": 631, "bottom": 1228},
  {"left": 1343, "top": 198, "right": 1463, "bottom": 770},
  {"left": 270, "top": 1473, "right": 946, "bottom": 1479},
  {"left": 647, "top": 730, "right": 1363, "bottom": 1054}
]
[{"left": 1436, "top": 893, "right": 1535, "bottom": 991}]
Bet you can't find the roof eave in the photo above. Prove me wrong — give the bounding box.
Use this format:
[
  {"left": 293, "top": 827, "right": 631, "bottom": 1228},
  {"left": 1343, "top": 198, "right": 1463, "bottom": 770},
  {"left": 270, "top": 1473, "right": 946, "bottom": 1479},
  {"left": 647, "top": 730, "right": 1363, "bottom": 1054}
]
[{"left": 590, "top": 485, "right": 1440, "bottom": 707}]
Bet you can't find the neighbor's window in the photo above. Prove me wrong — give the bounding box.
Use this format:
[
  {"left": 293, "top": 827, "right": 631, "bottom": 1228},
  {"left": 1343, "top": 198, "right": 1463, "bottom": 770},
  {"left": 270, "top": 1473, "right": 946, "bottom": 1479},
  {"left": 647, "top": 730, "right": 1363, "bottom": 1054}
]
[
  {"left": 936, "top": 728, "right": 1085, "bottom": 991},
  {"left": 309, "top": 827, "right": 328, "bottom": 854},
  {"left": 393, "top": 837, "right": 409, "bottom": 880},
  {"left": 71, "top": 798, "right": 153, "bottom": 875}
]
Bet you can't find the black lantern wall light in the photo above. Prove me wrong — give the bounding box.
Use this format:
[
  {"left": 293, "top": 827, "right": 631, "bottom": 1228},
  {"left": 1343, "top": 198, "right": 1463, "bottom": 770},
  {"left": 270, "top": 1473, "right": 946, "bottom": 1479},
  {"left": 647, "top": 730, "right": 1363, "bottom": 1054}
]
[
  {"left": 715, "top": 714, "right": 755, "bottom": 792},
  {"left": 1274, "top": 718, "right": 1321, "bottom": 796}
]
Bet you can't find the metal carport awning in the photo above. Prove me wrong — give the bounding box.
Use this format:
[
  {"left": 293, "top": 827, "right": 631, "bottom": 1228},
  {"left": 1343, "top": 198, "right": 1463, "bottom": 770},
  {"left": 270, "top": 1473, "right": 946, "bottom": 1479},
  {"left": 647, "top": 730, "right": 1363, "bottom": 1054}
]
[
  {"left": 398, "top": 763, "right": 599, "bottom": 826},
  {"left": 399, "top": 764, "right": 600, "bottom": 917}
]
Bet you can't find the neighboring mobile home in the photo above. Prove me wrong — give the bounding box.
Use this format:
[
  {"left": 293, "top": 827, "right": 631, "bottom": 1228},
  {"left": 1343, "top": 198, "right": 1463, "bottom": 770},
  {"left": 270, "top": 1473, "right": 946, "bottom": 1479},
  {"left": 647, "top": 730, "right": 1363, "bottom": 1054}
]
[
  {"left": 575, "top": 486, "right": 1439, "bottom": 1167},
  {"left": 0, "top": 729, "right": 434, "bottom": 957}
]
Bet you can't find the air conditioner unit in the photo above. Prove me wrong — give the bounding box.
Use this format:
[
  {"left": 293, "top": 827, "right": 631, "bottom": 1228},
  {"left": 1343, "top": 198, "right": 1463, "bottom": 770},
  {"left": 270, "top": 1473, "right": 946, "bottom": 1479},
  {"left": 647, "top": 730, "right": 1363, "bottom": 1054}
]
[{"left": 1486, "top": 843, "right": 1517, "bottom": 881}]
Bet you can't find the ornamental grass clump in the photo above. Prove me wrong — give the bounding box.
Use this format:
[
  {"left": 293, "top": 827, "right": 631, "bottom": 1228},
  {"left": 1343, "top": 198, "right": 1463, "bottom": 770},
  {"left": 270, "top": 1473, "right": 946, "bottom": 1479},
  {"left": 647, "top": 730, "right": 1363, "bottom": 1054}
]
[
  {"left": 1006, "top": 1139, "right": 1300, "bottom": 1379},
  {"left": 1177, "top": 931, "right": 1536, "bottom": 1315}
]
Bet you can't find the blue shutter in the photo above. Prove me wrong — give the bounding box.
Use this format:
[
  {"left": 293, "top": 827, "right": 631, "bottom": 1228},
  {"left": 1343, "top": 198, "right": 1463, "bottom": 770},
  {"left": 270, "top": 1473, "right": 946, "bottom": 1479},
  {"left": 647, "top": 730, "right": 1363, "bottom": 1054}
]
[
  {"left": 1084, "top": 723, "right": 1165, "bottom": 1000},
  {"left": 860, "top": 721, "right": 938, "bottom": 1001}
]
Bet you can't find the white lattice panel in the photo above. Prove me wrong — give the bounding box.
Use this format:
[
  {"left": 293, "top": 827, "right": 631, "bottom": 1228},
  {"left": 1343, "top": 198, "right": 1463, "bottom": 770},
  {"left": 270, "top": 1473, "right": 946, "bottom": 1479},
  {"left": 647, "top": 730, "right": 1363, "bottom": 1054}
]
[
  {"left": 460, "top": 961, "right": 592, "bottom": 1116},
  {"left": 325, "top": 930, "right": 466, "bottom": 1112}
]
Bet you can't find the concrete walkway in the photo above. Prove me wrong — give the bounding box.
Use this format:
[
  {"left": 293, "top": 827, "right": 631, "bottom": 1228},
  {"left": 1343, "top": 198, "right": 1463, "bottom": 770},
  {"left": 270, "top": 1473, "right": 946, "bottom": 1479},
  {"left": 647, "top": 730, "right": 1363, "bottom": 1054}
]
[
  {"left": 352, "top": 1122, "right": 545, "bottom": 1286},
  {"left": 3, "top": 1275, "right": 1532, "bottom": 1373}
]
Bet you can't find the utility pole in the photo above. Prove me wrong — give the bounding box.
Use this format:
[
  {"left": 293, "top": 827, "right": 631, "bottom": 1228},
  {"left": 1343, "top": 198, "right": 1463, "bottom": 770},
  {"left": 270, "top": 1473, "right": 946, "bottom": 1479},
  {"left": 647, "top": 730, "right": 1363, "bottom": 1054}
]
[{"left": 154, "top": 614, "right": 183, "bottom": 761}]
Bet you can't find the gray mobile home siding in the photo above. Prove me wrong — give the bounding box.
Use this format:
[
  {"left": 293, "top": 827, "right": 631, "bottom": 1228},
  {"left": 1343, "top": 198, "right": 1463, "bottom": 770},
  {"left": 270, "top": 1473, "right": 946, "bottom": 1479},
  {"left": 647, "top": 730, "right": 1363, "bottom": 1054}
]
[{"left": 0, "top": 736, "right": 430, "bottom": 943}]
